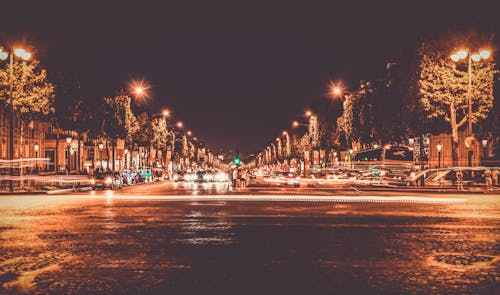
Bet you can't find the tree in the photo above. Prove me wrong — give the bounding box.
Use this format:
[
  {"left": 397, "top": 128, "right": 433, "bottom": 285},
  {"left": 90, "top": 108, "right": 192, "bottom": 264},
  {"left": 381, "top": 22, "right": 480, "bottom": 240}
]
[
  {"left": 151, "top": 116, "right": 168, "bottom": 163},
  {"left": 418, "top": 38, "right": 495, "bottom": 165},
  {"left": 283, "top": 132, "right": 291, "bottom": 159},
  {"left": 103, "top": 92, "right": 138, "bottom": 170},
  {"left": 0, "top": 59, "right": 55, "bottom": 120},
  {"left": 0, "top": 59, "right": 54, "bottom": 174}
]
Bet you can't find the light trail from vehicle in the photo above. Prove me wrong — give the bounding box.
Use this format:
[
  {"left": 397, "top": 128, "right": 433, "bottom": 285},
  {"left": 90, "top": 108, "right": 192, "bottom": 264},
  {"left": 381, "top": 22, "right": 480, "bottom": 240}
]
[{"left": 89, "top": 194, "right": 467, "bottom": 204}]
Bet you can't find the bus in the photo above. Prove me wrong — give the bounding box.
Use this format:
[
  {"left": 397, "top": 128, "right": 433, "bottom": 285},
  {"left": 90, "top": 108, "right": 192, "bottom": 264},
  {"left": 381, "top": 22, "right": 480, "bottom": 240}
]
[{"left": 353, "top": 145, "right": 414, "bottom": 178}]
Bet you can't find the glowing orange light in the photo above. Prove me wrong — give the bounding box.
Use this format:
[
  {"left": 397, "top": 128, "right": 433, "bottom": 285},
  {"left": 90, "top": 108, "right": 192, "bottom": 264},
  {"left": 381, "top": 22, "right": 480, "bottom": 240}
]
[
  {"left": 471, "top": 53, "right": 481, "bottom": 62},
  {"left": 129, "top": 79, "right": 150, "bottom": 99},
  {"left": 187, "top": 130, "right": 192, "bottom": 136},
  {"left": 305, "top": 110, "right": 313, "bottom": 117},
  {"left": 292, "top": 121, "right": 299, "bottom": 127},
  {"left": 329, "top": 81, "right": 343, "bottom": 98},
  {"left": 162, "top": 110, "right": 170, "bottom": 117},
  {"left": 177, "top": 121, "right": 183, "bottom": 128},
  {"left": 282, "top": 131, "right": 288, "bottom": 136}
]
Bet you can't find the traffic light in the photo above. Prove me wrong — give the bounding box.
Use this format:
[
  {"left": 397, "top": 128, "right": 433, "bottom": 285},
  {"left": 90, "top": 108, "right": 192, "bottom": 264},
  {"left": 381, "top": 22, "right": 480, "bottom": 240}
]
[{"left": 233, "top": 156, "right": 241, "bottom": 166}]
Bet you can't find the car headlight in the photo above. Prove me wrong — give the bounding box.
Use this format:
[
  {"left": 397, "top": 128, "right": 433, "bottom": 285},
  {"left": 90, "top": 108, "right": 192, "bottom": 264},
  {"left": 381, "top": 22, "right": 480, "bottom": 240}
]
[
  {"left": 90, "top": 178, "right": 95, "bottom": 185},
  {"left": 173, "top": 175, "right": 179, "bottom": 181},
  {"left": 105, "top": 177, "right": 113, "bottom": 184}
]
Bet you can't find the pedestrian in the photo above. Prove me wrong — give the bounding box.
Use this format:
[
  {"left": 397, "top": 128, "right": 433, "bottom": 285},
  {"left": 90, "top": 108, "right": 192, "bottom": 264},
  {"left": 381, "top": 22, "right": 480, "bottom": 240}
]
[
  {"left": 232, "top": 169, "right": 238, "bottom": 188},
  {"left": 492, "top": 169, "right": 499, "bottom": 187},
  {"left": 484, "top": 169, "right": 493, "bottom": 191},
  {"left": 456, "top": 170, "right": 463, "bottom": 191},
  {"left": 240, "top": 169, "right": 247, "bottom": 188}
]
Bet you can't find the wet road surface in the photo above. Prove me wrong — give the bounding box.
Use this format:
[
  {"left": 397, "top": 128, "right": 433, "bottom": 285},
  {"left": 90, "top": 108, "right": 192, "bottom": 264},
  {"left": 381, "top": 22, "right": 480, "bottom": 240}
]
[{"left": 0, "top": 183, "right": 499, "bottom": 294}]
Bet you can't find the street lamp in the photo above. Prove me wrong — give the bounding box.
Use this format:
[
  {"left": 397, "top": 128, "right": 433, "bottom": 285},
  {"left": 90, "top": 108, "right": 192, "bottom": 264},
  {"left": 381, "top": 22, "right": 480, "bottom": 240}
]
[
  {"left": 328, "top": 81, "right": 344, "bottom": 98},
  {"left": 162, "top": 109, "right": 170, "bottom": 117},
  {"left": 34, "top": 144, "right": 39, "bottom": 172},
  {"left": 98, "top": 142, "right": 104, "bottom": 171},
  {"left": 187, "top": 130, "right": 192, "bottom": 136},
  {"left": 0, "top": 46, "right": 32, "bottom": 191},
  {"left": 292, "top": 120, "right": 308, "bottom": 128},
  {"left": 176, "top": 121, "right": 184, "bottom": 128},
  {"left": 124, "top": 149, "right": 129, "bottom": 172},
  {"left": 450, "top": 48, "right": 491, "bottom": 135},
  {"left": 482, "top": 139, "right": 488, "bottom": 162},
  {"left": 66, "top": 137, "right": 72, "bottom": 175},
  {"left": 305, "top": 110, "right": 313, "bottom": 117},
  {"left": 437, "top": 143, "right": 442, "bottom": 169}
]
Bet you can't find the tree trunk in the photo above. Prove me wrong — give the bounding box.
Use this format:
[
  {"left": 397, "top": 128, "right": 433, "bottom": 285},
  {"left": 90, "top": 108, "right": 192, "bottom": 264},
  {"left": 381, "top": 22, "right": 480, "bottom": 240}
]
[
  {"left": 112, "top": 138, "right": 116, "bottom": 172},
  {"left": 77, "top": 134, "right": 81, "bottom": 172},
  {"left": 55, "top": 134, "right": 59, "bottom": 173}
]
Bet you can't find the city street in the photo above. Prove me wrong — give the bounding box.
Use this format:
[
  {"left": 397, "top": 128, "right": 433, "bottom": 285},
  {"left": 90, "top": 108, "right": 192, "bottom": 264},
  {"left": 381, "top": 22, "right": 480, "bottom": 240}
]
[{"left": 0, "top": 183, "right": 498, "bottom": 294}]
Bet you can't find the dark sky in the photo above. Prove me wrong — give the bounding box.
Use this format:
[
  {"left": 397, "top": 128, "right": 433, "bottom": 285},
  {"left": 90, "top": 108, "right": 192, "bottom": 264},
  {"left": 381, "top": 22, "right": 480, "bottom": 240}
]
[{"left": 1, "top": 1, "right": 498, "bottom": 155}]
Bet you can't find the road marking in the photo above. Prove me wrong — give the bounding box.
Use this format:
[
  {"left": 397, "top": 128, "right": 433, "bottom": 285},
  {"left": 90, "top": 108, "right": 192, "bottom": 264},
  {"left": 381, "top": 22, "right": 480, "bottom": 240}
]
[{"left": 90, "top": 195, "right": 467, "bottom": 203}]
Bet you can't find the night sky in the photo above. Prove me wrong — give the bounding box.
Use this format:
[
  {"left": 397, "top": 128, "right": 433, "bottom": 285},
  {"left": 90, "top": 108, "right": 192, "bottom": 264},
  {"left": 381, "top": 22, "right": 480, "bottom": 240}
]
[{"left": 1, "top": 1, "right": 498, "bottom": 155}]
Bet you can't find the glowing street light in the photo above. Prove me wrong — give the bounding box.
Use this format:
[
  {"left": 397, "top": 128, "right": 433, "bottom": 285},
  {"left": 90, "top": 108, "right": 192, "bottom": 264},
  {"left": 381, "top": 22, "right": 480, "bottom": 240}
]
[
  {"left": 176, "top": 121, "right": 183, "bottom": 128},
  {"left": 282, "top": 131, "right": 288, "bottom": 136},
  {"left": 328, "top": 81, "right": 343, "bottom": 98},
  {"left": 134, "top": 86, "right": 144, "bottom": 96},
  {"left": 437, "top": 143, "right": 442, "bottom": 169},
  {"left": 34, "top": 144, "right": 39, "bottom": 172},
  {"left": 450, "top": 47, "right": 492, "bottom": 135},
  {"left": 98, "top": 142, "right": 104, "bottom": 171},
  {"left": 305, "top": 110, "right": 313, "bottom": 117},
  {"left": 129, "top": 80, "right": 150, "bottom": 100},
  {"left": 187, "top": 130, "right": 192, "bottom": 136},
  {"left": 162, "top": 109, "right": 170, "bottom": 117},
  {"left": 0, "top": 46, "right": 32, "bottom": 191},
  {"left": 292, "top": 120, "right": 308, "bottom": 128}
]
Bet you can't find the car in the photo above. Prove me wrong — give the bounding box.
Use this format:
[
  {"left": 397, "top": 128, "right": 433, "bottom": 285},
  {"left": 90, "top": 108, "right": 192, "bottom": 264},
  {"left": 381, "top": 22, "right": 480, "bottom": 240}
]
[
  {"left": 172, "top": 171, "right": 186, "bottom": 182},
  {"left": 264, "top": 171, "right": 300, "bottom": 187},
  {"left": 90, "top": 171, "right": 123, "bottom": 190}
]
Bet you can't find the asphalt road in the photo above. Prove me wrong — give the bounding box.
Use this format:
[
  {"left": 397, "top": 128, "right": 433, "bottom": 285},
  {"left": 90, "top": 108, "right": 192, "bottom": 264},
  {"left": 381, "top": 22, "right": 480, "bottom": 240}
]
[{"left": 0, "top": 182, "right": 499, "bottom": 294}]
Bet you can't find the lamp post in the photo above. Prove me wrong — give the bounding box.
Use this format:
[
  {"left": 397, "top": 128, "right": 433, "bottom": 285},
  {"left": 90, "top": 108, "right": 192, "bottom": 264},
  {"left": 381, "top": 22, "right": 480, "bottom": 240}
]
[
  {"left": 437, "top": 143, "right": 442, "bottom": 169},
  {"left": 0, "top": 47, "right": 32, "bottom": 191},
  {"left": 66, "top": 137, "right": 72, "bottom": 175},
  {"left": 482, "top": 139, "right": 488, "bottom": 163},
  {"left": 124, "top": 149, "right": 129, "bottom": 172},
  {"left": 34, "top": 144, "right": 39, "bottom": 172},
  {"left": 450, "top": 49, "right": 491, "bottom": 135},
  {"left": 98, "top": 142, "right": 104, "bottom": 171}
]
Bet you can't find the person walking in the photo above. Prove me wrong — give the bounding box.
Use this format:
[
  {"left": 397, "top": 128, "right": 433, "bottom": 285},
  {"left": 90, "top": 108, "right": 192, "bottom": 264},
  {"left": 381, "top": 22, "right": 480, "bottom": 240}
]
[
  {"left": 484, "top": 169, "right": 493, "bottom": 191},
  {"left": 492, "top": 169, "right": 499, "bottom": 187},
  {"left": 240, "top": 169, "right": 247, "bottom": 188},
  {"left": 456, "top": 170, "right": 464, "bottom": 191},
  {"left": 232, "top": 168, "right": 238, "bottom": 188}
]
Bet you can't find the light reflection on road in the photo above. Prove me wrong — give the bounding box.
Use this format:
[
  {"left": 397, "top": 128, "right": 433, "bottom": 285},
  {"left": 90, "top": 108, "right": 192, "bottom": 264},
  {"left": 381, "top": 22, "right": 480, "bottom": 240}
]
[{"left": 0, "top": 186, "right": 498, "bottom": 294}]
